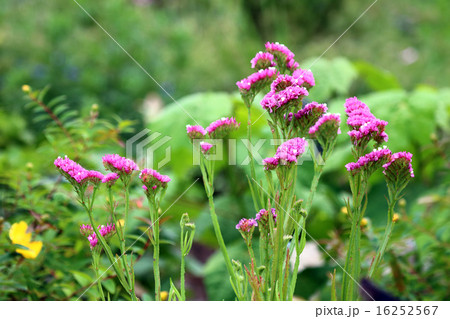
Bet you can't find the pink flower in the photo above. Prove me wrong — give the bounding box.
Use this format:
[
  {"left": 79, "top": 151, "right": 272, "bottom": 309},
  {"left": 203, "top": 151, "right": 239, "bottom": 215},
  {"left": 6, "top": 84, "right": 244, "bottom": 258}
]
[
  {"left": 80, "top": 224, "right": 94, "bottom": 237},
  {"left": 346, "top": 147, "right": 392, "bottom": 175},
  {"left": 251, "top": 51, "right": 276, "bottom": 69},
  {"left": 82, "top": 170, "right": 104, "bottom": 185},
  {"left": 236, "top": 218, "right": 258, "bottom": 232},
  {"left": 54, "top": 155, "right": 89, "bottom": 184},
  {"left": 206, "top": 117, "right": 240, "bottom": 138},
  {"left": 102, "top": 172, "right": 119, "bottom": 187},
  {"left": 186, "top": 125, "right": 207, "bottom": 140},
  {"left": 98, "top": 223, "right": 116, "bottom": 238},
  {"left": 139, "top": 168, "right": 171, "bottom": 192},
  {"left": 309, "top": 113, "right": 342, "bottom": 136},
  {"left": 200, "top": 142, "right": 213, "bottom": 154},
  {"left": 261, "top": 83, "right": 308, "bottom": 113},
  {"left": 255, "top": 208, "right": 277, "bottom": 224},
  {"left": 275, "top": 137, "right": 308, "bottom": 165},
  {"left": 88, "top": 233, "right": 98, "bottom": 249},
  {"left": 263, "top": 157, "right": 279, "bottom": 171},
  {"left": 265, "top": 42, "right": 298, "bottom": 70},
  {"left": 293, "top": 68, "right": 315, "bottom": 88},
  {"left": 102, "top": 154, "right": 139, "bottom": 175},
  {"left": 383, "top": 152, "right": 414, "bottom": 178},
  {"left": 236, "top": 67, "right": 278, "bottom": 92}
]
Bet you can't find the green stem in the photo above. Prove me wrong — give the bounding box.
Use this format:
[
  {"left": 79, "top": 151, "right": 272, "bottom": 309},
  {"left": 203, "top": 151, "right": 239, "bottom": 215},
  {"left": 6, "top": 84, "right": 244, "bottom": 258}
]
[
  {"left": 180, "top": 248, "right": 186, "bottom": 301},
  {"left": 147, "top": 196, "right": 161, "bottom": 301},
  {"left": 93, "top": 254, "right": 105, "bottom": 301},
  {"left": 368, "top": 198, "right": 397, "bottom": 278},
  {"left": 247, "top": 107, "right": 257, "bottom": 182}
]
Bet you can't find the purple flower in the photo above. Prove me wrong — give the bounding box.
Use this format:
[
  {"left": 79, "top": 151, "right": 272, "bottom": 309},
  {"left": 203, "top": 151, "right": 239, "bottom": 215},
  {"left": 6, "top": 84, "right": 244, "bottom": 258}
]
[
  {"left": 275, "top": 137, "right": 308, "bottom": 165},
  {"left": 80, "top": 224, "right": 94, "bottom": 237},
  {"left": 344, "top": 97, "right": 388, "bottom": 149},
  {"left": 102, "top": 172, "right": 119, "bottom": 187},
  {"left": 236, "top": 67, "right": 278, "bottom": 92},
  {"left": 200, "top": 142, "right": 213, "bottom": 155},
  {"left": 383, "top": 152, "right": 414, "bottom": 178},
  {"left": 265, "top": 42, "right": 298, "bottom": 71},
  {"left": 139, "top": 168, "right": 171, "bottom": 192},
  {"left": 206, "top": 117, "right": 240, "bottom": 139},
  {"left": 87, "top": 233, "right": 98, "bottom": 249},
  {"left": 102, "top": 154, "right": 139, "bottom": 175},
  {"left": 186, "top": 125, "right": 207, "bottom": 140},
  {"left": 309, "top": 113, "right": 342, "bottom": 136},
  {"left": 346, "top": 147, "right": 393, "bottom": 176},
  {"left": 98, "top": 223, "right": 116, "bottom": 238},
  {"left": 54, "top": 155, "right": 89, "bottom": 184},
  {"left": 251, "top": 51, "right": 276, "bottom": 70},
  {"left": 236, "top": 218, "right": 258, "bottom": 232},
  {"left": 82, "top": 170, "right": 104, "bottom": 185},
  {"left": 263, "top": 157, "right": 279, "bottom": 171},
  {"left": 293, "top": 68, "right": 315, "bottom": 88},
  {"left": 255, "top": 208, "right": 277, "bottom": 224}
]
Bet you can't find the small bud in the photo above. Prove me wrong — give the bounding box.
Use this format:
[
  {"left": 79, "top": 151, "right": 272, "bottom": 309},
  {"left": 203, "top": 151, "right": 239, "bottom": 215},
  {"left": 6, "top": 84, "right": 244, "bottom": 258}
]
[
  {"left": 341, "top": 207, "right": 348, "bottom": 214},
  {"left": 91, "top": 103, "right": 99, "bottom": 111},
  {"left": 392, "top": 213, "right": 400, "bottom": 223},
  {"left": 232, "top": 259, "right": 242, "bottom": 272},
  {"left": 430, "top": 132, "right": 437, "bottom": 142},
  {"left": 160, "top": 291, "right": 168, "bottom": 301},
  {"left": 398, "top": 198, "right": 406, "bottom": 208},
  {"left": 22, "top": 84, "right": 31, "bottom": 93},
  {"left": 360, "top": 218, "right": 368, "bottom": 227}
]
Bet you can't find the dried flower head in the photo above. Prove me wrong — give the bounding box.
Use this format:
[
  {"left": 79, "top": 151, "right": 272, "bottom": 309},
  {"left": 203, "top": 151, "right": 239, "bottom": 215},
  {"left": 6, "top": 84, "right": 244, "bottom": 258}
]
[{"left": 139, "top": 168, "right": 171, "bottom": 193}]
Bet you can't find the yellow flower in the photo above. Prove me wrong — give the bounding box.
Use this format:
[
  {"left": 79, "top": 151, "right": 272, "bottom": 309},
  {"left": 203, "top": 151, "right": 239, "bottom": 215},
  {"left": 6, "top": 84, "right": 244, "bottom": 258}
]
[
  {"left": 340, "top": 207, "right": 348, "bottom": 214},
  {"left": 392, "top": 213, "right": 400, "bottom": 223},
  {"left": 160, "top": 291, "right": 168, "bottom": 301},
  {"left": 9, "top": 221, "right": 43, "bottom": 259},
  {"left": 21, "top": 84, "right": 31, "bottom": 93}
]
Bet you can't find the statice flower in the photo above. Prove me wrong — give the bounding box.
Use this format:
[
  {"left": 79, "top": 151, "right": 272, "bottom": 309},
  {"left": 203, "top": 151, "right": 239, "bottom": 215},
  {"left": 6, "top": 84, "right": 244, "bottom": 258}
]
[
  {"left": 186, "top": 125, "right": 207, "bottom": 141},
  {"left": 383, "top": 152, "right": 414, "bottom": 180},
  {"left": 251, "top": 51, "right": 276, "bottom": 70},
  {"left": 102, "top": 154, "right": 139, "bottom": 175},
  {"left": 263, "top": 157, "right": 279, "bottom": 171},
  {"left": 98, "top": 223, "right": 116, "bottom": 238},
  {"left": 102, "top": 172, "right": 119, "bottom": 187},
  {"left": 293, "top": 68, "right": 315, "bottom": 88},
  {"left": 80, "top": 224, "right": 94, "bottom": 237},
  {"left": 345, "top": 97, "right": 388, "bottom": 149},
  {"left": 87, "top": 233, "right": 98, "bottom": 249},
  {"left": 139, "top": 168, "right": 171, "bottom": 193},
  {"left": 309, "top": 113, "right": 342, "bottom": 137},
  {"left": 275, "top": 137, "right": 308, "bottom": 165},
  {"left": 83, "top": 170, "right": 104, "bottom": 185},
  {"left": 236, "top": 67, "right": 278, "bottom": 92},
  {"left": 54, "top": 155, "right": 88, "bottom": 184},
  {"left": 206, "top": 117, "right": 240, "bottom": 138},
  {"left": 346, "top": 146, "right": 392, "bottom": 176},
  {"left": 265, "top": 42, "right": 298, "bottom": 71},
  {"left": 261, "top": 74, "right": 309, "bottom": 113},
  {"left": 236, "top": 218, "right": 258, "bottom": 232},
  {"left": 286, "top": 102, "right": 328, "bottom": 136},
  {"left": 255, "top": 208, "right": 277, "bottom": 224},
  {"left": 200, "top": 142, "right": 214, "bottom": 155}
]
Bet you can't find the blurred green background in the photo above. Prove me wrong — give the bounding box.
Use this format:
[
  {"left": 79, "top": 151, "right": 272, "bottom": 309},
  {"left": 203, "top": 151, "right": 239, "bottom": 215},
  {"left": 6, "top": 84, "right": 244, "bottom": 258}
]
[{"left": 0, "top": 0, "right": 449, "bottom": 300}]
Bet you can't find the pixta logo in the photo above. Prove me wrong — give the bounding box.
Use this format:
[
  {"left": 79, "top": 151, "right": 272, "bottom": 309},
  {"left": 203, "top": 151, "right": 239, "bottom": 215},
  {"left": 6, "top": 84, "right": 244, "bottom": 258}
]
[{"left": 126, "top": 129, "right": 171, "bottom": 169}]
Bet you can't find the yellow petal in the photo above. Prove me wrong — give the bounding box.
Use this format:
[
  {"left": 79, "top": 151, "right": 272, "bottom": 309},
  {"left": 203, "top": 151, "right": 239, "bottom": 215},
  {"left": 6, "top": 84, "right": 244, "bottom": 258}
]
[
  {"left": 16, "top": 241, "right": 43, "bottom": 259},
  {"left": 160, "top": 291, "right": 168, "bottom": 301},
  {"left": 9, "top": 221, "right": 32, "bottom": 245}
]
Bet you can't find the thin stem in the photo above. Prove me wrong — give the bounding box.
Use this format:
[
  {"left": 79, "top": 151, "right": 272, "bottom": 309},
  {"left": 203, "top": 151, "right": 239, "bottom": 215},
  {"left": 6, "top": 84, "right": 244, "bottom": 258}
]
[{"left": 368, "top": 198, "right": 397, "bottom": 277}]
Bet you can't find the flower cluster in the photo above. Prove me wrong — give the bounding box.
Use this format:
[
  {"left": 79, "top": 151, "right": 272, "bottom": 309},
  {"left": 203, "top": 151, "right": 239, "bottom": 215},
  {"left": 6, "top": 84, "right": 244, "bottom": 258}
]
[
  {"left": 102, "top": 172, "right": 119, "bottom": 187},
  {"left": 139, "top": 168, "right": 171, "bottom": 194},
  {"left": 276, "top": 137, "right": 308, "bottom": 165},
  {"left": 98, "top": 224, "right": 116, "bottom": 238},
  {"left": 286, "top": 102, "right": 328, "bottom": 135},
  {"left": 308, "top": 113, "right": 342, "bottom": 145},
  {"left": 345, "top": 97, "right": 388, "bottom": 149},
  {"left": 236, "top": 67, "right": 278, "bottom": 92},
  {"left": 383, "top": 152, "right": 414, "bottom": 180},
  {"left": 236, "top": 218, "right": 258, "bottom": 233},
  {"left": 186, "top": 125, "right": 207, "bottom": 140},
  {"left": 261, "top": 74, "right": 309, "bottom": 113},
  {"left": 200, "top": 142, "right": 213, "bottom": 155},
  {"left": 54, "top": 155, "right": 89, "bottom": 184},
  {"left": 251, "top": 51, "right": 276, "bottom": 70},
  {"left": 80, "top": 224, "right": 94, "bottom": 237},
  {"left": 206, "top": 117, "right": 240, "bottom": 139},
  {"left": 255, "top": 208, "right": 277, "bottom": 224},
  {"left": 293, "top": 68, "right": 315, "bottom": 88},
  {"left": 345, "top": 146, "right": 392, "bottom": 176},
  {"left": 265, "top": 42, "right": 299, "bottom": 71},
  {"left": 80, "top": 223, "right": 116, "bottom": 249},
  {"left": 102, "top": 154, "right": 139, "bottom": 175}
]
